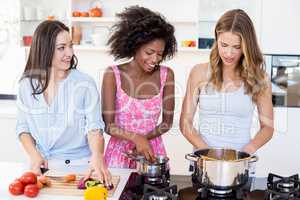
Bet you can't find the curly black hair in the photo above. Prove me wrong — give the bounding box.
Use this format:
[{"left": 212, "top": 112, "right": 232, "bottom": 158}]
[{"left": 108, "top": 6, "right": 177, "bottom": 62}]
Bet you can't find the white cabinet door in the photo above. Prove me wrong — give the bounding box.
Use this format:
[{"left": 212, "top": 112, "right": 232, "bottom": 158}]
[{"left": 261, "top": 0, "right": 300, "bottom": 55}]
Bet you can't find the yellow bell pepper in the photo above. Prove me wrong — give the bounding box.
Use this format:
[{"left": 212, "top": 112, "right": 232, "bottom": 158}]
[{"left": 84, "top": 186, "right": 108, "bottom": 200}]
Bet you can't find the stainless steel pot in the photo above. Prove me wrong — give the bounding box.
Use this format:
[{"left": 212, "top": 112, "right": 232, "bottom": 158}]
[
  {"left": 185, "top": 148, "right": 258, "bottom": 189},
  {"left": 123, "top": 151, "right": 169, "bottom": 177}
]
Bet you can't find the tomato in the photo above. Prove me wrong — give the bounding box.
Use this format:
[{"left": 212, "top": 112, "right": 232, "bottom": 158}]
[
  {"left": 8, "top": 180, "right": 24, "bottom": 195},
  {"left": 24, "top": 184, "right": 39, "bottom": 198},
  {"left": 20, "top": 172, "right": 37, "bottom": 185}
]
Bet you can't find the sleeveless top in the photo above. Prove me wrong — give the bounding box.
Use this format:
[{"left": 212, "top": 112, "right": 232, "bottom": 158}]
[
  {"left": 104, "top": 65, "right": 168, "bottom": 168},
  {"left": 198, "top": 64, "right": 255, "bottom": 150}
]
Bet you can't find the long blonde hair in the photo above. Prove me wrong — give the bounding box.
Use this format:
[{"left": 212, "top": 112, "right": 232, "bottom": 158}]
[{"left": 209, "top": 9, "right": 267, "bottom": 102}]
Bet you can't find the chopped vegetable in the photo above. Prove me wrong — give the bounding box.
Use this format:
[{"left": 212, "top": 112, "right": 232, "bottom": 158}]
[
  {"left": 38, "top": 176, "right": 51, "bottom": 187},
  {"left": 63, "top": 174, "right": 76, "bottom": 183},
  {"left": 77, "top": 177, "right": 114, "bottom": 190},
  {"left": 85, "top": 180, "right": 102, "bottom": 188}
]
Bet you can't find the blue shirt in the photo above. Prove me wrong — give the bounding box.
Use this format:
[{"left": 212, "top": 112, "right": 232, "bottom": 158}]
[{"left": 16, "top": 69, "right": 104, "bottom": 160}]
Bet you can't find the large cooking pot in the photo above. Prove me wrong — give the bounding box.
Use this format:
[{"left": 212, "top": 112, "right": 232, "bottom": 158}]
[
  {"left": 185, "top": 148, "right": 258, "bottom": 190},
  {"left": 123, "top": 151, "right": 169, "bottom": 177}
]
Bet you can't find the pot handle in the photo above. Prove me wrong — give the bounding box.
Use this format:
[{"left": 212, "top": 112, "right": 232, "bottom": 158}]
[
  {"left": 185, "top": 153, "right": 199, "bottom": 162},
  {"left": 249, "top": 155, "right": 258, "bottom": 163}
]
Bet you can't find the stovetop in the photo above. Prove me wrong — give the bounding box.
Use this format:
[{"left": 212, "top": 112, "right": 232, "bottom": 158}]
[
  {"left": 119, "top": 172, "right": 300, "bottom": 200},
  {"left": 119, "top": 172, "right": 177, "bottom": 200}
]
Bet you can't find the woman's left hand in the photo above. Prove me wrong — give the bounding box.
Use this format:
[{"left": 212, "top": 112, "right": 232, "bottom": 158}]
[
  {"left": 242, "top": 144, "right": 257, "bottom": 155},
  {"left": 85, "top": 155, "right": 112, "bottom": 187}
]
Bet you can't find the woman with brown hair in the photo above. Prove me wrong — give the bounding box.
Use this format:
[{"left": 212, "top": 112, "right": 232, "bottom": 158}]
[
  {"left": 180, "top": 9, "right": 274, "bottom": 156},
  {"left": 16, "top": 20, "right": 112, "bottom": 185}
]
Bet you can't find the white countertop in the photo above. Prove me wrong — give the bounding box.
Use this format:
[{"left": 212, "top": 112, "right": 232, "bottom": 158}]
[{"left": 0, "top": 162, "right": 133, "bottom": 200}]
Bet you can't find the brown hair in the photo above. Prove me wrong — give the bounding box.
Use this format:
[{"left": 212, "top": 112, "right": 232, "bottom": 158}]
[
  {"left": 209, "top": 9, "right": 267, "bottom": 102},
  {"left": 22, "top": 20, "right": 77, "bottom": 97}
]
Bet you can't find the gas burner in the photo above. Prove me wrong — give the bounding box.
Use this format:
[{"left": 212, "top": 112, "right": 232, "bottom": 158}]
[
  {"left": 143, "top": 170, "right": 170, "bottom": 186},
  {"left": 267, "top": 173, "right": 300, "bottom": 199},
  {"left": 197, "top": 187, "right": 244, "bottom": 199},
  {"left": 209, "top": 188, "right": 233, "bottom": 195},
  {"left": 143, "top": 184, "right": 177, "bottom": 200},
  {"left": 144, "top": 176, "right": 169, "bottom": 186},
  {"left": 190, "top": 171, "right": 251, "bottom": 199}
]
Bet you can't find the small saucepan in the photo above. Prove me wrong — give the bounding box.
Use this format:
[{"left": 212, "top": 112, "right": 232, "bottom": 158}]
[{"left": 123, "top": 151, "right": 169, "bottom": 177}]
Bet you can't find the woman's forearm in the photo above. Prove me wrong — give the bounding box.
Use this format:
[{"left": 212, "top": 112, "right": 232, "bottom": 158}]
[
  {"left": 245, "top": 126, "right": 274, "bottom": 153},
  {"left": 183, "top": 127, "right": 208, "bottom": 149},
  {"left": 180, "top": 118, "right": 208, "bottom": 149},
  {"left": 19, "top": 133, "right": 42, "bottom": 158},
  {"left": 105, "top": 123, "right": 143, "bottom": 143},
  {"left": 145, "top": 121, "right": 172, "bottom": 140},
  {"left": 87, "top": 130, "right": 105, "bottom": 158}
]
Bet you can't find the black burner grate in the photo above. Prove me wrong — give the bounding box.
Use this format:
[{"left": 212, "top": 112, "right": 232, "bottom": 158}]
[{"left": 266, "top": 173, "right": 300, "bottom": 200}]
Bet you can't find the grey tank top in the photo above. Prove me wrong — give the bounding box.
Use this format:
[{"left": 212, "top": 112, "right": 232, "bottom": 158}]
[{"left": 198, "top": 64, "right": 255, "bottom": 150}]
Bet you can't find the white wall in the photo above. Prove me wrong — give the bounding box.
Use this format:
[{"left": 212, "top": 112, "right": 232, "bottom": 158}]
[
  {"left": 254, "top": 107, "right": 300, "bottom": 177},
  {"left": 260, "top": 0, "right": 300, "bottom": 54}
]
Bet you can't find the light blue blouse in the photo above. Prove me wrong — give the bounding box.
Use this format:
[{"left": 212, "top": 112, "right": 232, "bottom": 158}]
[{"left": 16, "top": 69, "right": 104, "bottom": 160}]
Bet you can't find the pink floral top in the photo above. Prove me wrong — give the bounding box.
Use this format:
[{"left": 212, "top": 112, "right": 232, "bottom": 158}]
[{"left": 104, "top": 65, "right": 168, "bottom": 168}]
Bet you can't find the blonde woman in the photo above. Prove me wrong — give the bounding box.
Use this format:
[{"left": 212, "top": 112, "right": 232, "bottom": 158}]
[{"left": 180, "top": 9, "right": 273, "bottom": 156}]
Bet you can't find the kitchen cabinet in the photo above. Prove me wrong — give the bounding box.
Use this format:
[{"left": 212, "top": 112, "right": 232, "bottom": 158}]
[
  {"left": 260, "top": 0, "right": 300, "bottom": 55},
  {"left": 19, "top": 0, "right": 202, "bottom": 52},
  {"left": 19, "top": 0, "right": 260, "bottom": 53},
  {"left": 197, "top": 0, "right": 261, "bottom": 39}
]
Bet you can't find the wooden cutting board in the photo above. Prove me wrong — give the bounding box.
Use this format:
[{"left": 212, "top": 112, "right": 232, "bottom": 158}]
[{"left": 40, "top": 174, "right": 120, "bottom": 197}]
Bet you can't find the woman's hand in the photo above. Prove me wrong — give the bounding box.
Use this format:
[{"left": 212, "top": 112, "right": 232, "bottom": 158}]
[
  {"left": 132, "top": 134, "right": 156, "bottom": 162},
  {"left": 242, "top": 143, "right": 257, "bottom": 155},
  {"left": 30, "top": 152, "right": 48, "bottom": 175},
  {"left": 85, "top": 154, "right": 112, "bottom": 187}
]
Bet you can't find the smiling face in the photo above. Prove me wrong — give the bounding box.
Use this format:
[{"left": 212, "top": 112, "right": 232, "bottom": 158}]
[
  {"left": 133, "top": 39, "right": 165, "bottom": 73},
  {"left": 51, "top": 30, "right": 74, "bottom": 73},
  {"left": 217, "top": 31, "right": 243, "bottom": 69}
]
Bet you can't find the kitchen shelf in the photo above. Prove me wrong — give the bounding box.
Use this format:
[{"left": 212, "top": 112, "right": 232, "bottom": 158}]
[
  {"left": 20, "top": 19, "right": 43, "bottom": 22},
  {"left": 23, "top": 45, "right": 210, "bottom": 54},
  {"left": 71, "top": 17, "right": 116, "bottom": 23},
  {"left": 198, "top": 19, "right": 217, "bottom": 23},
  {"left": 71, "top": 17, "right": 197, "bottom": 25},
  {"left": 72, "top": 45, "right": 210, "bottom": 53}
]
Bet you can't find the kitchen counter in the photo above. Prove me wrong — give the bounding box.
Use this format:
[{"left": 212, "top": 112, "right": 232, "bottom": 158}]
[
  {"left": 170, "top": 174, "right": 192, "bottom": 190},
  {"left": 0, "top": 162, "right": 134, "bottom": 200}
]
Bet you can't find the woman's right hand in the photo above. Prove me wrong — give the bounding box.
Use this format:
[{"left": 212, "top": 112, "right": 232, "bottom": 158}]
[
  {"left": 30, "top": 152, "right": 48, "bottom": 175},
  {"left": 132, "top": 134, "right": 156, "bottom": 162}
]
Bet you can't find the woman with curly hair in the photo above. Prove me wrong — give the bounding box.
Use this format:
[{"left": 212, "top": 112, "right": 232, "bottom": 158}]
[
  {"left": 102, "top": 6, "right": 177, "bottom": 168},
  {"left": 180, "top": 9, "right": 274, "bottom": 156}
]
